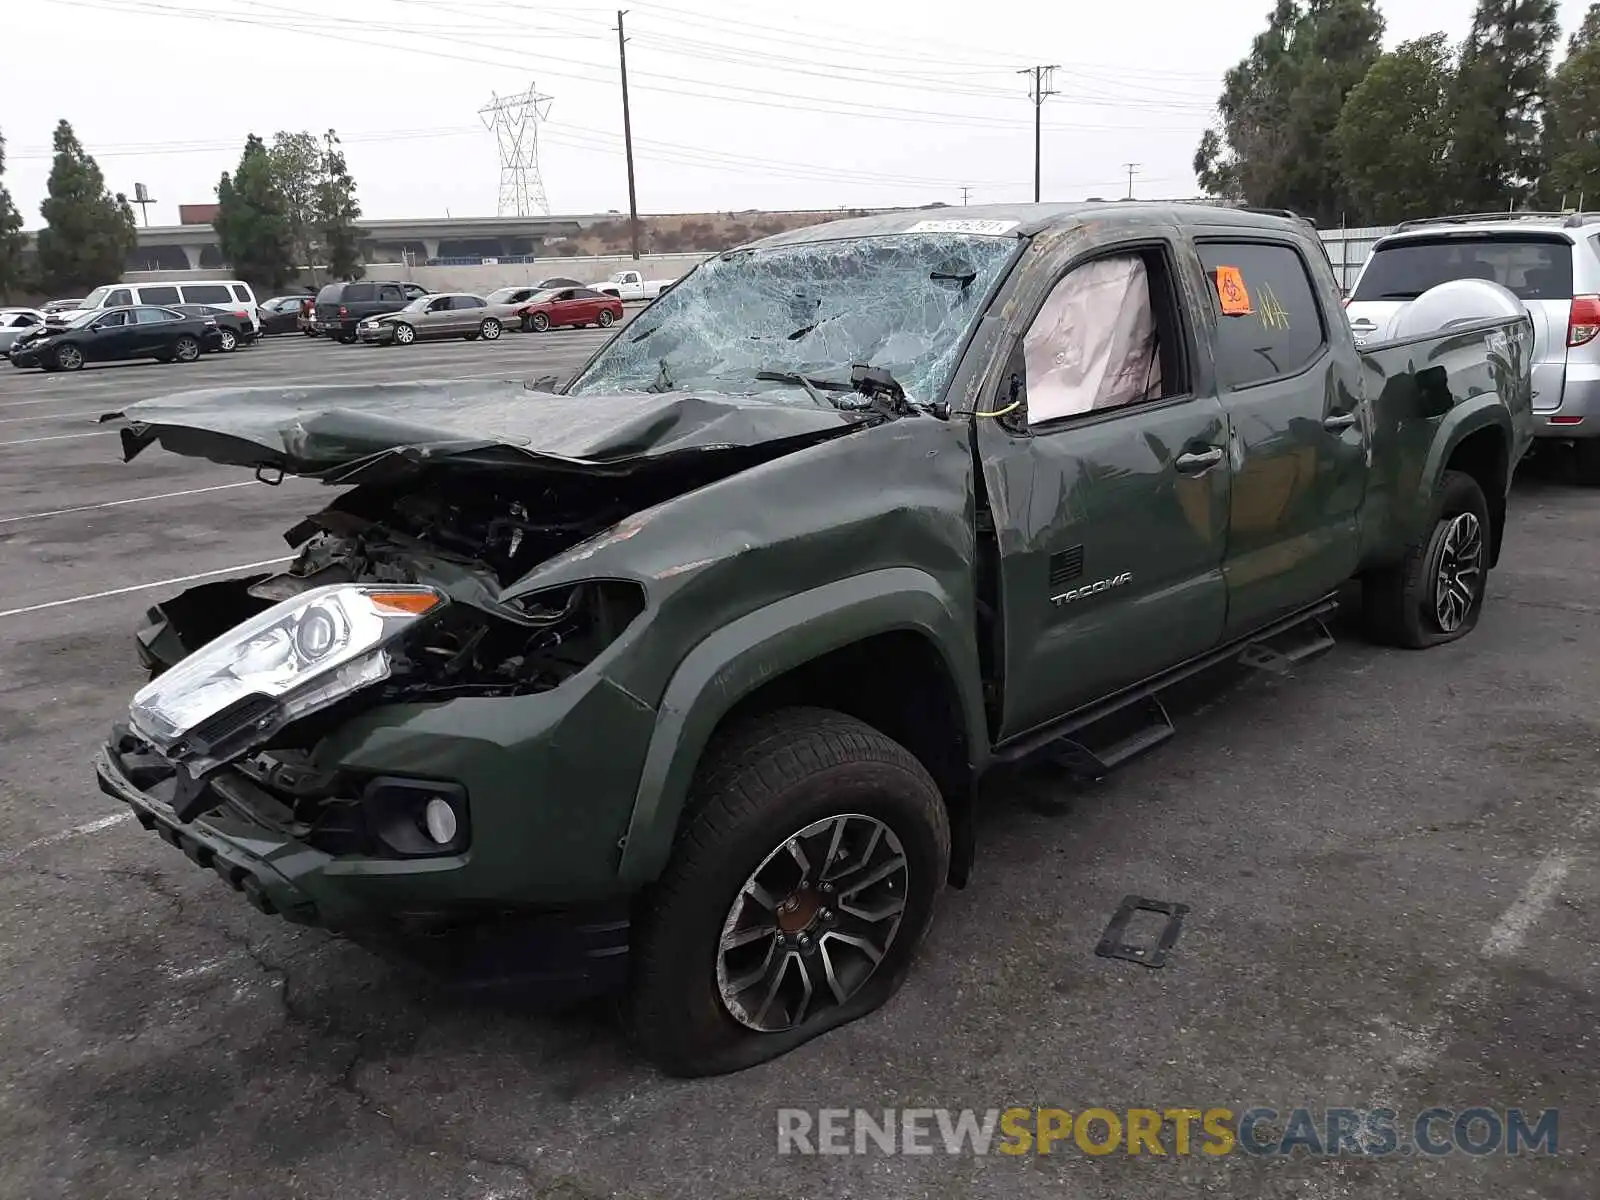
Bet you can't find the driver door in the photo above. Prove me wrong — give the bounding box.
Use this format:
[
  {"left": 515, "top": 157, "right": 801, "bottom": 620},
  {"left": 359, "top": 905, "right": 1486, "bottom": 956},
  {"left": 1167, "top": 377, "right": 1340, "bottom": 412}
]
[
  {"left": 974, "top": 234, "right": 1232, "bottom": 739},
  {"left": 86, "top": 310, "right": 135, "bottom": 360}
]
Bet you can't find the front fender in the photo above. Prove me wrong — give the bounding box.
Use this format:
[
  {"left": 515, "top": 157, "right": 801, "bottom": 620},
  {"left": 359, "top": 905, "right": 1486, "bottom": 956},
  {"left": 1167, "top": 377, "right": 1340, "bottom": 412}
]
[{"left": 614, "top": 567, "right": 986, "bottom": 886}]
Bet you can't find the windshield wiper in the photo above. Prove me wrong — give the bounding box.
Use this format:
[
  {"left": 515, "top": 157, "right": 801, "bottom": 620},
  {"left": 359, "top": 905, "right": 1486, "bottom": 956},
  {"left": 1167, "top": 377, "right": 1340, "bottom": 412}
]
[
  {"left": 850, "top": 362, "right": 947, "bottom": 420},
  {"left": 647, "top": 357, "right": 676, "bottom": 393},
  {"left": 755, "top": 368, "right": 852, "bottom": 408}
]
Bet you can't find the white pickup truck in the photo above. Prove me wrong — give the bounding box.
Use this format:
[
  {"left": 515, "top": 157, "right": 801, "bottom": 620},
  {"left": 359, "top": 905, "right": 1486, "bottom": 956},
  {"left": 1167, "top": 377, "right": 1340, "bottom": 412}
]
[{"left": 588, "top": 269, "right": 676, "bottom": 301}]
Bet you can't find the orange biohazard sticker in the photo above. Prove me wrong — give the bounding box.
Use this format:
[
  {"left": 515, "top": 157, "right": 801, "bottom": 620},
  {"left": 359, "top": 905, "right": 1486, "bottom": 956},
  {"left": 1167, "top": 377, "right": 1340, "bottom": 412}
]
[{"left": 1215, "top": 266, "right": 1252, "bottom": 315}]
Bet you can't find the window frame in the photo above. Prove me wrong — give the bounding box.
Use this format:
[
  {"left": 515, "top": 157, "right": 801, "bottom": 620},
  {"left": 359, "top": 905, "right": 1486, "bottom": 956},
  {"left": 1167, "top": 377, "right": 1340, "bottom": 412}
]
[
  {"left": 1008, "top": 237, "right": 1201, "bottom": 437},
  {"left": 1191, "top": 235, "right": 1330, "bottom": 393}
]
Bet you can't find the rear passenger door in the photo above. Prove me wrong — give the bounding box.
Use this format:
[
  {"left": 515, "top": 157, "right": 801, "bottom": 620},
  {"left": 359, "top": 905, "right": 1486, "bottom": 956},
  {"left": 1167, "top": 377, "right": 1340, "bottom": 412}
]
[
  {"left": 452, "top": 295, "right": 486, "bottom": 332},
  {"left": 976, "top": 235, "right": 1234, "bottom": 737},
  {"left": 1188, "top": 234, "right": 1368, "bottom": 638}
]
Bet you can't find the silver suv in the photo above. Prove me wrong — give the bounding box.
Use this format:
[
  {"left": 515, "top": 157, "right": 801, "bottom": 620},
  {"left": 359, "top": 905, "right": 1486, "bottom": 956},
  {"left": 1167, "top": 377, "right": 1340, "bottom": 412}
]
[{"left": 1345, "top": 211, "right": 1600, "bottom": 482}]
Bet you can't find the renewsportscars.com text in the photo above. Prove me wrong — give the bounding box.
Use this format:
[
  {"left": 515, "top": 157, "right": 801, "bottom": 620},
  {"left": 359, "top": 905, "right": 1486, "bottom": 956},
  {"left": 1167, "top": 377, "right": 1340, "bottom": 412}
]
[{"left": 776, "top": 1106, "right": 1559, "bottom": 1157}]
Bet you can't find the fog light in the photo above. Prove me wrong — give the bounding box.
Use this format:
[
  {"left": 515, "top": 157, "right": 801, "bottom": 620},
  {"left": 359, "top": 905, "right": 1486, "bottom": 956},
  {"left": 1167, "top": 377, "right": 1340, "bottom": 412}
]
[{"left": 423, "top": 797, "right": 458, "bottom": 844}]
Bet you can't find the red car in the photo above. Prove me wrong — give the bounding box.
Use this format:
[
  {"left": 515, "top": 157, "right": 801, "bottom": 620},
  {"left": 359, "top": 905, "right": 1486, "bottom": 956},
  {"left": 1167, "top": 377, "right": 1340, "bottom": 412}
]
[{"left": 515, "top": 286, "right": 623, "bottom": 332}]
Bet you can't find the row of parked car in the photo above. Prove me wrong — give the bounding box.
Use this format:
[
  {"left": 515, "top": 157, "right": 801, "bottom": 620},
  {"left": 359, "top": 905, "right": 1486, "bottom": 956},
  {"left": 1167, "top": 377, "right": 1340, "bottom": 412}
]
[
  {"left": 303, "top": 278, "right": 625, "bottom": 344},
  {"left": 1, "top": 273, "right": 636, "bottom": 372}
]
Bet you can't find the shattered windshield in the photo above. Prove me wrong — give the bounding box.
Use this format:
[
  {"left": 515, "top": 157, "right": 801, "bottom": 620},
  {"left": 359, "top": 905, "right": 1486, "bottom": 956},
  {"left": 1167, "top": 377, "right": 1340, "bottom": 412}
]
[{"left": 566, "top": 232, "right": 1020, "bottom": 405}]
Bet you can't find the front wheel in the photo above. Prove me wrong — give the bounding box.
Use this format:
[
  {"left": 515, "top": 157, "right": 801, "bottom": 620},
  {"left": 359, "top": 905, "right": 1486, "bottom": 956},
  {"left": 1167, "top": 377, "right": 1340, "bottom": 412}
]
[
  {"left": 392, "top": 322, "right": 415, "bottom": 346},
  {"left": 53, "top": 344, "right": 84, "bottom": 372},
  {"left": 529, "top": 312, "right": 550, "bottom": 333},
  {"left": 627, "top": 707, "right": 950, "bottom": 1078},
  {"left": 479, "top": 318, "right": 502, "bottom": 340},
  {"left": 597, "top": 308, "right": 616, "bottom": 328},
  {"left": 1362, "top": 468, "right": 1491, "bottom": 649}
]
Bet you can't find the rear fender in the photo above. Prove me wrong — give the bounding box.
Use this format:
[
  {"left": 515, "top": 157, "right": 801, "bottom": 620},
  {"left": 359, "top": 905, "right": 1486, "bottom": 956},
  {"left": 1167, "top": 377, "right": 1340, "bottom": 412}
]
[{"left": 614, "top": 567, "right": 986, "bottom": 886}]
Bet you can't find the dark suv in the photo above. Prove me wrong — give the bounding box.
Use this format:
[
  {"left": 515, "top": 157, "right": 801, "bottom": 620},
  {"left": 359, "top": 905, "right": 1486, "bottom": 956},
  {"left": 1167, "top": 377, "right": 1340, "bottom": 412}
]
[{"left": 313, "top": 281, "right": 430, "bottom": 343}]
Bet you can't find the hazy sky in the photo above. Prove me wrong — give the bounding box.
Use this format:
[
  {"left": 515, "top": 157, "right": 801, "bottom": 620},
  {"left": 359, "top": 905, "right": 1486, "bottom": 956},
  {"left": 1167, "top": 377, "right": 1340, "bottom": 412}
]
[{"left": 3, "top": 0, "right": 1591, "bottom": 227}]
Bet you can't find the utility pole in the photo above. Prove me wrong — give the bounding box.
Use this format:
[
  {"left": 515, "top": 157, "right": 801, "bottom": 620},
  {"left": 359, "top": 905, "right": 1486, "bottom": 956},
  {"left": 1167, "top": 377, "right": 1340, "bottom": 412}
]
[
  {"left": 960, "top": 186, "right": 971, "bottom": 206},
  {"left": 1122, "top": 162, "right": 1140, "bottom": 200},
  {"left": 1018, "top": 66, "right": 1059, "bottom": 202},
  {"left": 616, "top": 9, "right": 641, "bottom": 261}
]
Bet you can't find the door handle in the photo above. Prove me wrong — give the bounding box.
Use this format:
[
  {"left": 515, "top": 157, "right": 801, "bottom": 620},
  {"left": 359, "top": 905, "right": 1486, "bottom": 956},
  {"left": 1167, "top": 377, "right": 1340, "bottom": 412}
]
[
  {"left": 1323, "top": 411, "right": 1358, "bottom": 431},
  {"left": 1174, "top": 446, "right": 1224, "bottom": 473}
]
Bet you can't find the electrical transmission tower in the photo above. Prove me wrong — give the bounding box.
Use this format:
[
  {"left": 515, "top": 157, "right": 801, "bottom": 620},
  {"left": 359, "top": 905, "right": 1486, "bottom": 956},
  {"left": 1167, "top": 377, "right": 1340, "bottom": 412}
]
[{"left": 479, "top": 82, "right": 554, "bottom": 217}]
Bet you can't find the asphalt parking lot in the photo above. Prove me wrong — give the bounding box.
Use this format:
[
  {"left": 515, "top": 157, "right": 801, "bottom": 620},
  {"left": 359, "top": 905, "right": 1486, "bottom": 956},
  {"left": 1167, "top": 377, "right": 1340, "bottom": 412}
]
[{"left": 0, "top": 325, "right": 1597, "bottom": 1200}]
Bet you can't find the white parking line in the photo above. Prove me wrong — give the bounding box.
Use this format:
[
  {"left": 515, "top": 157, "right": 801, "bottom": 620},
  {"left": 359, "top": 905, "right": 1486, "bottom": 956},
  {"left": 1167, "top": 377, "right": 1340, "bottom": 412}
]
[
  {"left": 0, "top": 556, "right": 294, "bottom": 620},
  {"left": 0, "top": 407, "right": 112, "bottom": 425},
  {"left": 4, "top": 812, "right": 133, "bottom": 864},
  {"left": 0, "top": 430, "right": 114, "bottom": 448},
  {"left": 0, "top": 481, "right": 257, "bottom": 525}
]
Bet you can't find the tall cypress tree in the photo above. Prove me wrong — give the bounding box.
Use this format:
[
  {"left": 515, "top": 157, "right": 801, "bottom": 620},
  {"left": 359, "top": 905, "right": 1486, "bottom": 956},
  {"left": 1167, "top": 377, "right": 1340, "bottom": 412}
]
[
  {"left": 1449, "top": 0, "right": 1562, "bottom": 210},
  {"left": 34, "top": 120, "right": 137, "bottom": 295}
]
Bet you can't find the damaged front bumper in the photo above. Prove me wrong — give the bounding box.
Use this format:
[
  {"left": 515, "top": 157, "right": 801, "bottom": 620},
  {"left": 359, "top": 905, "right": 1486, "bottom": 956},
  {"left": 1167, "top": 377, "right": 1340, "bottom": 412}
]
[{"left": 94, "top": 681, "right": 650, "bottom": 995}]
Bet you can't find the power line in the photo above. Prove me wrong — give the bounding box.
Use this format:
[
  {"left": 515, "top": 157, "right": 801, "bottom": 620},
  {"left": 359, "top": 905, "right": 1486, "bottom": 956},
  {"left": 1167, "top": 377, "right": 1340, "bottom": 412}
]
[{"left": 1020, "top": 65, "right": 1060, "bottom": 202}]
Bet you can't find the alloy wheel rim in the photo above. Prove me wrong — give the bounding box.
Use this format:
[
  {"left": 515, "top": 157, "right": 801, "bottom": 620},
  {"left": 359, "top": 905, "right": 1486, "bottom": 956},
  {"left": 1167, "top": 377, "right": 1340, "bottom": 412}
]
[
  {"left": 58, "top": 346, "right": 81, "bottom": 369},
  {"left": 177, "top": 340, "right": 197, "bottom": 361},
  {"left": 715, "top": 812, "right": 908, "bottom": 1033},
  {"left": 220, "top": 331, "right": 235, "bottom": 350},
  {"left": 397, "top": 325, "right": 413, "bottom": 343},
  {"left": 1434, "top": 512, "right": 1483, "bottom": 632}
]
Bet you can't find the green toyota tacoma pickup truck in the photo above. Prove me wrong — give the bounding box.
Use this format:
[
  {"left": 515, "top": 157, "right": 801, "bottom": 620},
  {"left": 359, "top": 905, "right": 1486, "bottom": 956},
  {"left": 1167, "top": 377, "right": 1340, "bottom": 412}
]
[{"left": 96, "top": 203, "right": 1534, "bottom": 1077}]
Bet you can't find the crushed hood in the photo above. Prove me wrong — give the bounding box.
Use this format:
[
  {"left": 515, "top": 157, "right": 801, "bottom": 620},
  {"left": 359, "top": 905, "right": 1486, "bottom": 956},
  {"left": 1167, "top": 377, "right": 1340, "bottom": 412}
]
[{"left": 103, "top": 379, "right": 868, "bottom": 484}]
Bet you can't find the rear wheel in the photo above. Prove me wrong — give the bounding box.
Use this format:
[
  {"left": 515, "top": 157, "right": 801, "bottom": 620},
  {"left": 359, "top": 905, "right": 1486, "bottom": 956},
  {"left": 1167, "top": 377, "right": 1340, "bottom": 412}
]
[
  {"left": 53, "top": 344, "right": 84, "bottom": 372},
  {"left": 598, "top": 308, "right": 616, "bottom": 328},
  {"left": 530, "top": 312, "right": 550, "bottom": 333},
  {"left": 393, "top": 322, "right": 416, "bottom": 346},
  {"left": 173, "top": 336, "right": 201, "bottom": 363},
  {"left": 627, "top": 707, "right": 950, "bottom": 1078},
  {"left": 479, "top": 318, "right": 502, "bottom": 340},
  {"left": 1362, "top": 469, "right": 1491, "bottom": 649},
  {"left": 217, "top": 328, "right": 238, "bottom": 352}
]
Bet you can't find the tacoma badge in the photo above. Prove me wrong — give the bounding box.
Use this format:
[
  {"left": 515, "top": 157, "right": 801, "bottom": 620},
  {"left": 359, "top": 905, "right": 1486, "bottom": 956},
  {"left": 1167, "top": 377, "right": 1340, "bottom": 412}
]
[{"left": 1051, "top": 572, "right": 1132, "bottom": 606}]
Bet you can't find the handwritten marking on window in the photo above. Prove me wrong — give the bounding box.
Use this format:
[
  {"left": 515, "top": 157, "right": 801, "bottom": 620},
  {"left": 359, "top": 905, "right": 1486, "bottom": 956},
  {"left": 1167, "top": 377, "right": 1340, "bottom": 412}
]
[{"left": 1257, "top": 283, "right": 1291, "bottom": 331}]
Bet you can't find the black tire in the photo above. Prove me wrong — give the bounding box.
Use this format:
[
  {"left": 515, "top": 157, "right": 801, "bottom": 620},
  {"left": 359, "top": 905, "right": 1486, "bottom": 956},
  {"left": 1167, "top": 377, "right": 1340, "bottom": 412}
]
[
  {"left": 520, "top": 315, "right": 535, "bottom": 333},
  {"left": 479, "top": 318, "right": 502, "bottom": 340},
  {"left": 217, "top": 328, "right": 238, "bottom": 352},
  {"left": 1361, "top": 469, "right": 1492, "bottom": 649},
  {"left": 597, "top": 308, "right": 615, "bottom": 328},
  {"left": 392, "top": 323, "right": 416, "bottom": 346},
  {"left": 1575, "top": 440, "right": 1600, "bottom": 486},
  {"left": 53, "top": 344, "right": 84, "bottom": 372},
  {"left": 173, "top": 336, "right": 201, "bottom": 363},
  {"left": 627, "top": 706, "right": 950, "bottom": 1078},
  {"left": 339, "top": 332, "right": 358, "bottom": 345},
  {"left": 530, "top": 312, "right": 550, "bottom": 333}
]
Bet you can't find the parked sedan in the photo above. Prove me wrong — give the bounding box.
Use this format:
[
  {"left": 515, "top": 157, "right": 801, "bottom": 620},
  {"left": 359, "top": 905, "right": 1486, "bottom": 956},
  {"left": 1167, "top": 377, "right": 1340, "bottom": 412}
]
[
  {"left": 8, "top": 305, "right": 221, "bottom": 371},
  {"left": 171, "top": 304, "right": 257, "bottom": 351},
  {"left": 257, "top": 294, "right": 315, "bottom": 336},
  {"left": 0, "top": 308, "right": 46, "bottom": 355},
  {"left": 514, "top": 286, "right": 623, "bottom": 332},
  {"left": 357, "top": 292, "right": 510, "bottom": 346}
]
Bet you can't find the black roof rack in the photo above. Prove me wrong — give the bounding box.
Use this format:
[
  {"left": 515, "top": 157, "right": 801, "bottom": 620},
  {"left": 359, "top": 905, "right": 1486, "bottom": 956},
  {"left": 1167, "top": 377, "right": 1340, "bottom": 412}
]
[
  {"left": 1393, "top": 211, "right": 1577, "bottom": 232},
  {"left": 1239, "top": 206, "right": 1311, "bottom": 224}
]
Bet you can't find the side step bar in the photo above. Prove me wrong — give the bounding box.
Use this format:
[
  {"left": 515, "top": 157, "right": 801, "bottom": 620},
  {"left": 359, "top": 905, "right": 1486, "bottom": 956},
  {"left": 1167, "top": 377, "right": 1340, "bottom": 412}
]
[{"left": 996, "top": 595, "right": 1341, "bottom": 778}]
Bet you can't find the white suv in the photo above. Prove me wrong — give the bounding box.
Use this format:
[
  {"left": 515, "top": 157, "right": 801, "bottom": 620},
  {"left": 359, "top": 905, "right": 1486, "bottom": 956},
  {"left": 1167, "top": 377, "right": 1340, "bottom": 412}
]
[{"left": 1345, "top": 211, "right": 1600, "bottom": 483}]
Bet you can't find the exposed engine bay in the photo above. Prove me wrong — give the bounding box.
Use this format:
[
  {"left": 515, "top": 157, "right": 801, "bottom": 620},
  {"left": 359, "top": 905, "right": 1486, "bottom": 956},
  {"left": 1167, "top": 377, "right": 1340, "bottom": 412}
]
[{"left": 141, "top": 466, "right": 701, "bottom": 702}]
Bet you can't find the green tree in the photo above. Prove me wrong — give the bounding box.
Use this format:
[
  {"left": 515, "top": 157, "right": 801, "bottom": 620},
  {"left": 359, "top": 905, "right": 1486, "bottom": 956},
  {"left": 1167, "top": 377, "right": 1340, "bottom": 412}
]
[
  {"left": 1448, "top": 0, "right": 1561, "bottom": 210},
  {"left": 213, "top": 134, "right": 295, "bottom": 290},
  {"left": 1334, "top": 33, "right": 1459, "bottom": 224},
  {"left": 1541, "top": 3, "right": 1600, "bottom": 207},
  {"left": 34, "top": 120, "right": 138, "bottom": 295},
  {"left": 1195, "top": 0, "right": 1385, "bottom": 224},
  {"left": 314, "top": 130, "right": 363, "bottom": 281},
  {"left": 0, "top": 129, "right": 25, "bottom": 302},
  {"left": 268, "top": 130, "right": 323, "bottom": 271}
]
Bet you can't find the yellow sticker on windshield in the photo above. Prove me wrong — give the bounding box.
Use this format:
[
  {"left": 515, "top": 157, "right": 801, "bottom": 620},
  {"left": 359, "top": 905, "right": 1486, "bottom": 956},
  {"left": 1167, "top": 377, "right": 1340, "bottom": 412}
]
[{"left": 1215, "top": 266, "right": 1252, "bottom": 315}]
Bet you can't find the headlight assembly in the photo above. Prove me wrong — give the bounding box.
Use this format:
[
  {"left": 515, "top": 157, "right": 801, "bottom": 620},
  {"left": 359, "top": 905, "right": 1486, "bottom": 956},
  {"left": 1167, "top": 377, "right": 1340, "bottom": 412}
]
[{"left": 128, "top": 584, "right": 444, "bottom": 773}]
